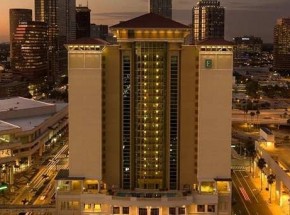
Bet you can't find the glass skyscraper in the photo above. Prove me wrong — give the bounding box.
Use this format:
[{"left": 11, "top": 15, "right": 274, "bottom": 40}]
[
  {"left": 12, "top": 21, "right": 48, "bottom": 81},
  {"left": 274, "top": 18, "right": 290, "bottom": 72},
  {"left": 192, "top": 0, "right": 225, "bottom": 43},
  {"left": 150, "top": 0, "right": 172, "bottom": 19},
  {"left": 9, "top": 9, "right": 32, "bottom": 66},
  {"left": 35, "top": 0, "right": 76, "bottom": 80}
]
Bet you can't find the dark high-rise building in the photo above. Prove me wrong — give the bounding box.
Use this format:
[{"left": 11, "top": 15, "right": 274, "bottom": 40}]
[
  {"left": 192, "top": 0, "right": 225, "bottom": 43},
  {"left": 57, "top": 0, "right": 76, "bottom": 42},
  {"left": 11, "top": 21, "right": 48, "bottom": 82},
  {"left": 150, "top": 0, "right": 172, "bottom": 19},
  {"left": 90, "top": 24, "right": 108, "bottom": 40},
  {"left": 9, "top": 9, "right": 32, "bottom": 62},
  {"left": 35, "top": 0, "right": 76, "bottom": 80},
  {"left": 233, "top": 36, "right": 263, "bottom": 58},
  {"left": 76, "top": 6, "right": 91, "bottom": 39},
  {"left": 274, "top": 18, "right": 290, "bottom": 72},
  {"left": 35, "top": 0, "right": 58, "bottom": 81}
]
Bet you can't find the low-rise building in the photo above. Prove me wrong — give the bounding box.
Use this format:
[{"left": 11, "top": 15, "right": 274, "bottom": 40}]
[{"left": 0, "top": 97, "right": 68, "bottom": 185}]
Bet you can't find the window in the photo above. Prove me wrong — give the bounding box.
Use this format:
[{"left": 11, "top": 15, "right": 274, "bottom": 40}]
[
  {"left": 113, "top": 207, "right": 120, "bottom": 214},
  {"left": 151, "top": 208, "right": 159, "bottom": 215},
  {"left": 169, "top": 207, "right": 176, "bottom": 215},
  {"left": 123, "top": 207, "right": 130, "bottom": 214},
  {"left": 208, "top": 205, "right": 215, "bottom": 212},
  {"left": 139, "top": 208, "right": 147, "bottom": 215},
  {"left": 197, "top": 205, "right": 205, "bottom": 212},
  {"left": 178, "top": 207, "right": 185, "bottom": 214},
  {"left": 128, "top": 30, "right": 135, "bottom": 38}
]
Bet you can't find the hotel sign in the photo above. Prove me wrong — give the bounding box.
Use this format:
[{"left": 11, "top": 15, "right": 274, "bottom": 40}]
[{"left": 205, "top": 59, "right": 213, "bottom": 69}]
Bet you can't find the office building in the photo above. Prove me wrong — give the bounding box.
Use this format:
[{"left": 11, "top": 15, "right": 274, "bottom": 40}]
[
  {"left": 273, "top": 18, "right": 290, "bottom": 72},
  {"left": 192, "top": 0, "right": 225, "bottom": 43},
  {"left": 35, "top": 0, "right": 58, "bottom": 81},
  {"left": 90, "top": 24, "right": 109, "bottom": 40},
  {"left": 35, "top": 0, "right": 76, "bottom": 80},
  {"left": 57, "top": 0, "right": 76, "bottom": 42},
  {"left": 11, "top": 21, "right": 48, "bottom": 82},
  {"left": 56, "top": 13, "right": 233, "bottom": 215},
  {"left": 150, "top": 0, "right": 172, "bottom": 19},
  {"left": 233, "top": 36, "right": 263, "bottom": 58},
  {"left": 76, "top": 6, "right": 91, "bottom": 39},
  {"left": 9, "top": 9, "right": 32, "bottom": 66}
]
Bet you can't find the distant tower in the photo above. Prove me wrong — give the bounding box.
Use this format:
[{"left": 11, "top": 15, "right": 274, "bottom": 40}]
[
  {"left": 57, "top": 0, "right": 76, "bottom": 42},
  {"left": 35, "top": 0, "right": 76, "bottom": 80},
  {"left": 192, "top": 0, "right": 225, "bottom": 43},
  {"left": 76, "top": 6, "right": 91, "bottom": 39},
  {"left": 273, "top": 18, "right": 290, "bottom": 72},
  {"left": 9, "top": 9, "right": 32, "bottom": 64},
  {"left": 12, "top": 21, "right": 48, "bottom": 82},
  {"left": 35, "top": 0, "right": 58, "bottom": 81},
  {"left": 150, "top": 0, "right": 172, "bottom": 19}
]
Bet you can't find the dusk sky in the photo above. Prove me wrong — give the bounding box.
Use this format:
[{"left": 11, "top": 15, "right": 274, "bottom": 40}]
[{"left": 1, "top": 0, "right": 290, "bottom": 43}]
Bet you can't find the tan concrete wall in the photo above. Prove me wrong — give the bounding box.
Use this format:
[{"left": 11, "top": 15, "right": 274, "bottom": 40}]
[
  {"left": 102, "top": 46, "right": 121, "bottom": 187},
  {"left": 198, "top": 51, "right": 233, "bottom": 180},
  {"left": 68, "top": 51, "right": 103, "bottom": 180},
  {"left": 179, "top": 46, "right": 199, "bottom": 187}
]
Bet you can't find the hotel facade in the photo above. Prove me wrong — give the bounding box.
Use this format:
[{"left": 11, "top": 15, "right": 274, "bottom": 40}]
[{"left": 56, "top": 13, "right": 233, "bottom": 215}]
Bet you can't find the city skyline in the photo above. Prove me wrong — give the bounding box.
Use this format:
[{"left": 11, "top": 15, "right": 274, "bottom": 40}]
[{"left": 1, "top": 0, "right": 290, "bottom": 43}]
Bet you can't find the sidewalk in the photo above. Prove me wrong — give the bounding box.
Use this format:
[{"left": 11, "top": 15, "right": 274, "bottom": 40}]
[{"left": 250, "top": 173, "right": 284, "bottom": 214}]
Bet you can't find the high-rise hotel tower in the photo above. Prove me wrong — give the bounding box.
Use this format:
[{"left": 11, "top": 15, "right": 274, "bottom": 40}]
[
  {"left": 192, "top": 0, "right": 225, "bottom": 43},
  {"left": 56, "top": 13, "right": 233, "bottom": 215}
]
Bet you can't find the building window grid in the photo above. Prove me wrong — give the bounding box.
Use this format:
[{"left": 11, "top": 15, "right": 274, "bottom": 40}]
[
  {"left": 122, "top": 55, "right": 131, "bottom": 189},
  {"left": 134, "top": 42, "right": 167, "bottom": 189},
  {"left": 169, "top": 55, "right": 179, "bottom": 190}
]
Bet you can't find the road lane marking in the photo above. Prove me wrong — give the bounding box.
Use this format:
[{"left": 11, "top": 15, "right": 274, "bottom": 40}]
[
  {"left": 237, "top": 170, "right": 259, "bottom": 203},
  {"left": 239, "top": 187, "right": 251, "bottom": 201},
  {"left": 232, "top": 177, "right": 251, "bottom": 215}
]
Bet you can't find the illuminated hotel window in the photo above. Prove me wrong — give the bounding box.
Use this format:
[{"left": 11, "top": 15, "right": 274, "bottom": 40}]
[
  {"left": 134, "top": 42, "right": 166, "bottom": 189},
  {"left": 200, "top": 181, "right": 215, "bottom": 193}
]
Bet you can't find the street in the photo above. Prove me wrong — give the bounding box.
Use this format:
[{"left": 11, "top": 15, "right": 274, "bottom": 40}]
[{"left": 232, "top": 169, "right": 273, "bottom": 215}]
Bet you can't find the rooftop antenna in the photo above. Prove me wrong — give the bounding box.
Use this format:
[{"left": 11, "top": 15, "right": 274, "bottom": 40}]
[{"left": 87, "top": 0, "right": 89, "bottom": 7}]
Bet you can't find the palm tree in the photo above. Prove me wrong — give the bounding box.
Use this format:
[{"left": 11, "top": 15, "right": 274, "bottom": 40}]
[
  {"left": 249, "top": 112, "right": 255, "bottom": 130},
  {"left": 242, "top": 107, "right": 248, "bottom": 123},
  {"left": 257, "top": 158, "right": 266, "bottom": 190},
  {"left": 256, "top": 109, "right": 260, "bottom": 128},
  {"left": 267, "top": 174, "right": 276, "bottom": 203}
]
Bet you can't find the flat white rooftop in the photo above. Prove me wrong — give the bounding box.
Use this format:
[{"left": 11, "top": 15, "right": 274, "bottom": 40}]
[
  {"left": 0, "top": 97, "right": 67, "bottom": 133},
  {"left": 0, "top": 97, "right": 54, "bottom": 112},
  {"left": 0, "top": 120, "right": 20, "bottom": 134}
]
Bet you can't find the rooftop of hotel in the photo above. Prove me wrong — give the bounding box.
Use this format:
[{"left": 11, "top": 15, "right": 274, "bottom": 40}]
[
  {"left": 111, "top": 13, "right": 189, "bottom": 29},
  {"left": 68, "top": 37, "right": 109, "bottom": 45}
]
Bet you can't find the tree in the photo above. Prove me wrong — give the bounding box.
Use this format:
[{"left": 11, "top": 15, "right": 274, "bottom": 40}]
[
  {"left": 257, "top": 158, "right": 266, "bottom": 190},
  {"left": 245, "top": 80, "right": 259, "bottom": 98},
  {"left": 249, "top": 112, "right": 255, "bottom": 130},
  {"left": 267, "top": 174, "right": 276, "bottom": 203},
  {"left": 256, "top": 109, "right": 260, "bottom": 128}
]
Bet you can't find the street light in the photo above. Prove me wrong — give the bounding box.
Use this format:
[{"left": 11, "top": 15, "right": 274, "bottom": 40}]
[{"left": 288, "top": 199, "right": 290, "bottom": 215}]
